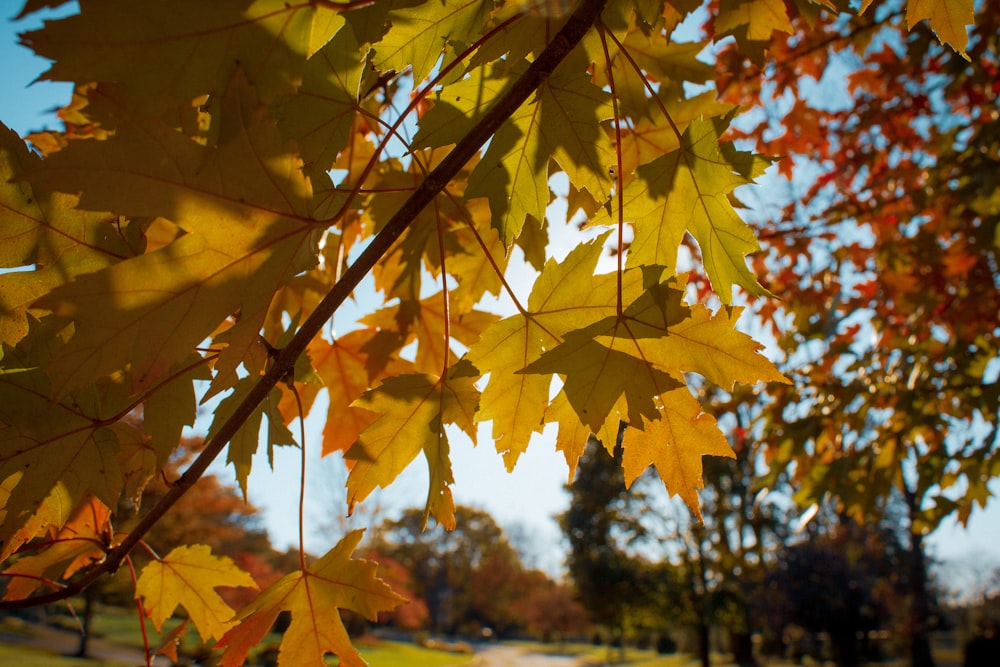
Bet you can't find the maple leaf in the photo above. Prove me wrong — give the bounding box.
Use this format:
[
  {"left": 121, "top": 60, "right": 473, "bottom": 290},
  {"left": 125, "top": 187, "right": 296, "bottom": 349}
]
[
  {"left": 609, "top": 94, "right": 736, "bottom": 177},
  {"left": 413, "top": 61, "right": 515, "bottom": 151},
  {"left": 612, "top": 118, "right": 769, "bottom": 302},
  {"left": 620, "top": 389, "right": 736, "bottom": 520},
  {"left": 524, "top": 327, "right": 684, "bottom": 434},
  {"left": 1, "top": 494, "right": 110, "bottom": 601},
  {"left": 274, "top": 26, "right": 365, "bottom": 173},
  {"left": 29, "top": 70, "right": 320, "bottom": 397},
  {"left": 545, "top": 390, "right": 596, "bottom": 480},
  {"left": 594, "top": 291, "right": 790, "bottom": 390},
  {"left": 373, "top": 0, "right": 494, "bottom": 85},
  {"left": 467, "top": 52, "right": 613, "bottom": 245},
  {"left": 345, "top": 365, "right": 480, "bottom": 529},
  {"left": 715, "top": 0, "right": 794, "bottom": 42},
  {"left": 141, "top": 356, "right": 209, "bottom": 470},
  {"left": 584, "top": 28, "right": 715, "bottom": 120},
  {"left": 209, "top": 376, "right": 296, "bottom": 498},
  {"left": 906, "top": 0, "right": 974, "bottom": 59},
  {"left": 137, "top": 544, "right": 257, "bottom": 642},
  {"left": 304, "top": 329, "right": 407, "bottom": 456},
  {"left": 362, "top": 292, "right": 499, "bottom": 376},
  {"left": 447, "top": 200, "right": 511, "bottom": 310},
  {"left": 0, "top": 123, "right": 132, "bottom": 346},
  {"left": 22, "top": 0, "right": 344, "bottom": 113},
  {"left": 0, "top": 474, "right": 73, "bottom": 563},
  {"left": 362, "top": 150, "right": 476, "bottom": 303},
  {"left": 216, "top": 530, "right": 406, "bottom": 667},
  {"left": 467, "top": 233, "right": 629, "bottom": 468},
  {"left": 0, "top": 328, "right": 135, "bottom": 554}
]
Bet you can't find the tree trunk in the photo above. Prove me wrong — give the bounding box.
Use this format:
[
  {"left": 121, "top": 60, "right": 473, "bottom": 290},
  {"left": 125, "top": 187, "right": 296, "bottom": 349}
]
[
  {"left": 731, "top": 629, "right": 756, "bottom": 667},
  {"left": 830, "top": 628, "right": 861, "bottom": 667},
  {"left": 904, "top": 487, "right": 936, "bottom": 667},
  {"left": 697, "top": 622, "right": 711, "bottom": 667},
  {"left": 75, "top": 585, "right": 96, "bottom": 658}
]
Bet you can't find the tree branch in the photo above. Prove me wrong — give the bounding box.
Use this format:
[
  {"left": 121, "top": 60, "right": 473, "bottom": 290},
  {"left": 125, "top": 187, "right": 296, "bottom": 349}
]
[{"left": 0, "top": 0, "right": 609, "bottom": 610}]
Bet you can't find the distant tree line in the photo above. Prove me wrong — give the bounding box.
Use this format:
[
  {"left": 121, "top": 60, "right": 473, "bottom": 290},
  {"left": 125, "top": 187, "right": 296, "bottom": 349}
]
[
  {"left": 367, "top": 505, "right": 589, "bottom": 642},
  {"left": 561, "top": 437, "right": 951, "bottom": 667}
]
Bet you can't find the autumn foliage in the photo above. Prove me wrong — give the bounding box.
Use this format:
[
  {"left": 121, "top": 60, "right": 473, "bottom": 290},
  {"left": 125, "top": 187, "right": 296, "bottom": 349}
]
[{"left": 0, "top": 0, "right": 986, "bottom": 665}]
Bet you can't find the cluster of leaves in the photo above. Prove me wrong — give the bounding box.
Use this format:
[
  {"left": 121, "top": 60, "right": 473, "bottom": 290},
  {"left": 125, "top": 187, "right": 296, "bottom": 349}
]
[
  {"left": 0, "top": 0, "right": 979, "bottom": 664},
  {"left": 716, "top": 0, "right": 999, "bottom": 530}
]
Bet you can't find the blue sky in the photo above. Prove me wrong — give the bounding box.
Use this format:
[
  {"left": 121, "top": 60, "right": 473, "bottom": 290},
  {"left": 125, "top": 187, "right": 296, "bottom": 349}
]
[{"left": 1, "top": 2, "right": 996, "bottom": 584}]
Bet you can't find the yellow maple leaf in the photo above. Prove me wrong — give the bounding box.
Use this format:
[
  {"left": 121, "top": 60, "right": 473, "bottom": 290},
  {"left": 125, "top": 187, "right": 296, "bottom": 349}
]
[
  {"left": 467, "top": 52, "right": 613, "bottom": 245},
  {"left": 275, "top": 27, "right": 365, "bottom": 173},
  {"left": 137, "top": 544, "right": 257, "bottom": 642},
  {"left": 907, "top": 0, "right": 974, "bottom": 60},
  {"left": 22, "top": 0, "right": 344, "bottom": 113},
  {"left": 0, "top": 123, "right": 129, "bottom": 346},
  {"left": 621, "top": 389, "right": 735, "bottom": 519},
  {"left": 362, "top": 292, "right": 499, "bottom": 376},
  {"left": 605, "top": 94, "right": 735, "bottom": 178},
  {"left": 374, "top": 0, "right": 495, "bottom": 84},
  {"left": 346, "top": 366, "right": 480, "bottom": 529},
  {"left": 716, "top": 0, "right": 794, "bottom": 42},
  {"left": 216, "top": 530, "right": 406, "bottom": 667},
  {"left": 467, "top": 233, "right": 628, "bottom": 468},
  {"left": 0, "top": 336, "right": 133, "bottom": 555},
  {"left": 595, "top": 299, "right": 791, "bottom": 390},
  {"left": 616, "top": 119, "right": 770, "bottom": 302},
  {"left": 29, "top": 70, "right": 320, "bottom": 397}
]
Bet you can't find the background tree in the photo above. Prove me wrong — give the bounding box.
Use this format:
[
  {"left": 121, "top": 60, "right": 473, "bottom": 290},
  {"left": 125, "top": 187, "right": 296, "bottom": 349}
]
[
  {"left": 759, "top": 509, "right": 928, "bottom": 667},
  {"left": 514, "top": 576, "right": 591, "bottom": 644},
  {"left": 370, "top": 505, "right": 522, "bottom": 636},
  {"left": 714, "top": 3, "right": 999, "bottom": 666},
  {"left": 560, "top": 435, "right": 647, "bottom": 649}
]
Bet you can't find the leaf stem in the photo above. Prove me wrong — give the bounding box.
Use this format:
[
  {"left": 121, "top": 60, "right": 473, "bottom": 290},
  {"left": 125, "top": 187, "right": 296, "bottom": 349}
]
[
  {"left": 293, "top": 383, "right": 308, "bottom": 572},
  {"left": 0, "top": 0, "right": 609, "bottom": 610},
  {"left": 596, "top": 23, "right": 625, "bottom": 318},
  {"left": 125, "top": 556, "right": 153, "bottom": 667}
]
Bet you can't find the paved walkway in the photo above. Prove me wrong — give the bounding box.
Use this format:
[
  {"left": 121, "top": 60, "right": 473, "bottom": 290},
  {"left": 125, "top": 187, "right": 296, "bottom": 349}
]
[{"left": 473, "top": 644, "right": 595, "bottom": 667}]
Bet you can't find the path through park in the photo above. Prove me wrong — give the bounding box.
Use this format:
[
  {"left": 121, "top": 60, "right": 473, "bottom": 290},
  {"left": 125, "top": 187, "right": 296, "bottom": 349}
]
[{"left": 474, "top": 644, "right": 593, "bottom": 667}]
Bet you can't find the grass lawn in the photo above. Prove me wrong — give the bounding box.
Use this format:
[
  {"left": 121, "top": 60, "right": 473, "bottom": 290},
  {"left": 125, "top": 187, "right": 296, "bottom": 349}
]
[
  {"left": 515, "top": 640, "right": 700, "bottom": 666},
  {"left": 0, "top": 643, "right": 131, "bottom": 667},
  {"left": 78, "top": 606, "right": 185, "bottom": 648},
  {"left": 5, "top": 609, "right": 475, "bottom": 666},
  {"left": 336, "top": 640, "right": 476, "bottom": 666}
]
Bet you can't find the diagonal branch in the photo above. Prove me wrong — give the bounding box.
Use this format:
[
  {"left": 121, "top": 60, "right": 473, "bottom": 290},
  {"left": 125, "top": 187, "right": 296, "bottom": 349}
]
[{"left": 0, "top": 0, "right": 609, "bottom": 610}]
